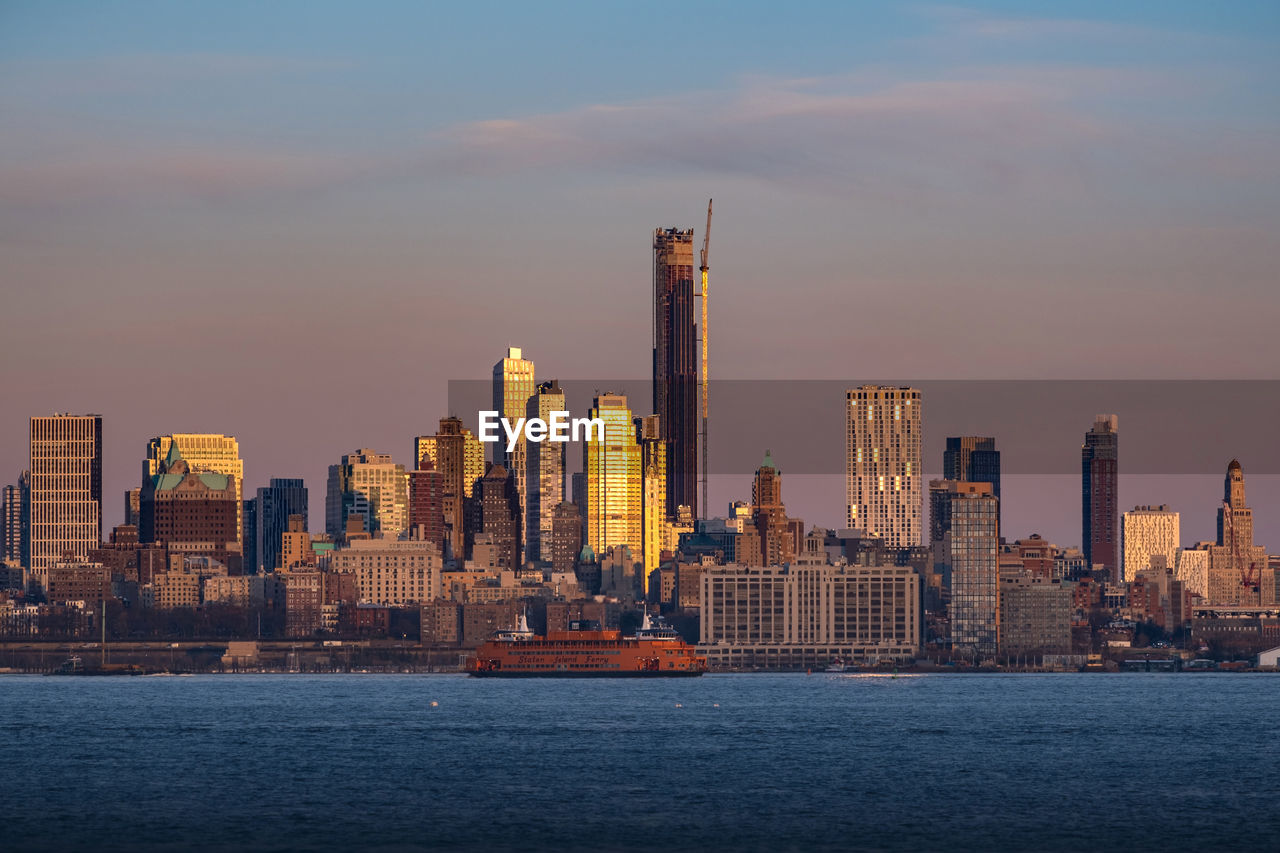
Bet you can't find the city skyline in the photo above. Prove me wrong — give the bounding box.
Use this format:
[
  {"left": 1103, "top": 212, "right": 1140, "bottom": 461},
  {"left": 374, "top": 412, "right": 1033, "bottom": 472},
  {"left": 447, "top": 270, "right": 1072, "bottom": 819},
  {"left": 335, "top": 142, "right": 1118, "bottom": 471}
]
[
  {"left": 3, "top": 2, "right": 1278, "bottom": 552},
  {"left": 4, "top": 5, "right": 1279, "bottom": 851}
]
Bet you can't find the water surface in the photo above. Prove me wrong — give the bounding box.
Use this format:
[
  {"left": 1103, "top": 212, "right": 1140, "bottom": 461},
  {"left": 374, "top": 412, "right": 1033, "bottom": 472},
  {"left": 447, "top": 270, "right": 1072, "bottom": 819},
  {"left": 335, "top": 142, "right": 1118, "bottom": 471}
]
[{"left": 3, "top": 673, "right": 1277, "bottom": 851}]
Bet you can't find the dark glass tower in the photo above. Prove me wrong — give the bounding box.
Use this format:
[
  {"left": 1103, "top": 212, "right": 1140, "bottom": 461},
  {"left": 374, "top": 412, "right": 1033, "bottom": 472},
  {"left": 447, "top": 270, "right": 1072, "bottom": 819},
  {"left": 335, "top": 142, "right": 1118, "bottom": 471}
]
[
  {"left": 653, "top": 227, "right": 698, "bottom": 519},
  {"left": 256, "top": 478, "right": 308, "bottom": 573},
  {"left": 1081, "top": 415, "right": 1119, "bottom": 580},
  {"left": 944, "top": 436, "right": 1001, "bottom": 531}
]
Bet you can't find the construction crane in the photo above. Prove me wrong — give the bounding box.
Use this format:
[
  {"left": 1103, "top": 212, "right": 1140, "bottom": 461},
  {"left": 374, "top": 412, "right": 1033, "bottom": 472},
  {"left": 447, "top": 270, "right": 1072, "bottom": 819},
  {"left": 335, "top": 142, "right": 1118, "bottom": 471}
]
[{"left": 699, "top": 199, "right": 712, "bottom": 520}]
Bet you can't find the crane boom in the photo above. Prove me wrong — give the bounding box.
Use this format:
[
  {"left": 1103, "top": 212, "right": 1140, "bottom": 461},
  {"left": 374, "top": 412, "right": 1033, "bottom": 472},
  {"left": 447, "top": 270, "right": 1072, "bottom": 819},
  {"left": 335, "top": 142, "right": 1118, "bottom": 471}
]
[{"left": 699, "top": 199, "right": 712, "bottom": 520}]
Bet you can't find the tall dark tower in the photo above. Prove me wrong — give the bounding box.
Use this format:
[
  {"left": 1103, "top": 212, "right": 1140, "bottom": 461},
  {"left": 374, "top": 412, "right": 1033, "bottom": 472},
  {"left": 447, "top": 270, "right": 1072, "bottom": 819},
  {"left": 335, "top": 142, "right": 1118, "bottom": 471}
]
[
  {"left": 653, "top": 226, "right": 698, "bottom": 519},
  {"left": 1081, "top": 415, "right": 1119, "bottom": 581},
  {"left": 944, "top": 436, "right": 1001, "bottom": 532}
]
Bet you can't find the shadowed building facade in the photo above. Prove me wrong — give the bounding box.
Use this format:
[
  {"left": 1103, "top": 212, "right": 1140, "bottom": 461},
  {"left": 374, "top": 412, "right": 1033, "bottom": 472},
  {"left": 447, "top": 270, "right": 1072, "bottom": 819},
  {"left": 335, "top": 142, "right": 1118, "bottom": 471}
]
[
  {"left": 1081, "top": 414, "right": 1119, "bottom": 580},
  {"left": 416, "top": 418, "right": 484, "bottom": 562},
  {"left": 254, "top": 478, "right": 308, "bottom": 573},
  {"left": 469, "top": 464, "right": 522, "bottom": 573},
  {"left": 525, "top": 379, "right": 565, "bottom": 563},
  {"left": 2, "top": 473, "right": 29, "bottom": 566},
  {"left": 408, "top": 455, "right": 445, "bottom": 552}
]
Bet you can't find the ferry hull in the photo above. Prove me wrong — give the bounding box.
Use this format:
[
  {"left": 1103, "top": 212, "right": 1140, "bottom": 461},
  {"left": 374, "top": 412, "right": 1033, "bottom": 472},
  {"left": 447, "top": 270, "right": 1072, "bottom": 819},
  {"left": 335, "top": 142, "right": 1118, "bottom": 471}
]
[
  {"left": 469, "top": 669, "right": 705, "bottom": 678},
  {"left": 465, "top": 626, "right": 708, "bottom": 678}
]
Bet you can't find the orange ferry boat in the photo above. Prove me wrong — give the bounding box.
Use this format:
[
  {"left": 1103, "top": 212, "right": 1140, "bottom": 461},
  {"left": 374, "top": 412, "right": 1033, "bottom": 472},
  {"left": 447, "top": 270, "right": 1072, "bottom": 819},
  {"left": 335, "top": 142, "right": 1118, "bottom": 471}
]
[{"left": 466, "top": 613, "right": 707, "bottom": 677}]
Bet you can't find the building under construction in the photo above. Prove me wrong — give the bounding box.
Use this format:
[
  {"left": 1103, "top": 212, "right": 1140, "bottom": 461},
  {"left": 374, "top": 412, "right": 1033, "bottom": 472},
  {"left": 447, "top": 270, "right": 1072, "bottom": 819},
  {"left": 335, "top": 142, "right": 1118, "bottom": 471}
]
[{"left": 652, "top": 227, "right": 698, "bottom": 519}]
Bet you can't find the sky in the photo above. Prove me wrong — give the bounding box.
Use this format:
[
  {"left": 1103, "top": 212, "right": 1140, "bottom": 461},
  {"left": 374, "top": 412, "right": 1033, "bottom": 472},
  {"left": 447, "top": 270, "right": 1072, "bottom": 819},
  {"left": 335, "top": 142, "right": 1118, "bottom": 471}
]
[{"left": 2, "top": 1, "right": 1278, "bottom": 547}]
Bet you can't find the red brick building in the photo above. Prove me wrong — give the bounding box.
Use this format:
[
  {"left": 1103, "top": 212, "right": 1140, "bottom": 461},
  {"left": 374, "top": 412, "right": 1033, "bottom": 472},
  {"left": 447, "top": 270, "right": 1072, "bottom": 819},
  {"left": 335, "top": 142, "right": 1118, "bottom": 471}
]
[{"left": 140, "top": 445, "right": 242, "bottom": 574}]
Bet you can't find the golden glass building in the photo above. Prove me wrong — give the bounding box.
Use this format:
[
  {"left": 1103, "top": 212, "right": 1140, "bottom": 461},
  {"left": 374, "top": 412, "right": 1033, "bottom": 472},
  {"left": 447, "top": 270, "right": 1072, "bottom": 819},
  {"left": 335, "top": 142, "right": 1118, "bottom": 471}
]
[
  {"left": 637, "top": 414, "right": 667, "bottom": 581},
  {"left": 145, "top": 434, "right": 244, "bottom": 543},
  {"left": 493, "top": 347, "right": 535, "bottom": 543},
  {"left": 583, "top": 394, "right": 642, "bottom": 561}
]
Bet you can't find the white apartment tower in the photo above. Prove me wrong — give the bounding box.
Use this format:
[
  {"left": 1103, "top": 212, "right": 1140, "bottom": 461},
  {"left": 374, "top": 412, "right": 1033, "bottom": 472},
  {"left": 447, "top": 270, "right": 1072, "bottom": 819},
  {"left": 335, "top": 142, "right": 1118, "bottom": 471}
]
[{"left": 845, "top": 386, "right": 923, "bottom": 548}]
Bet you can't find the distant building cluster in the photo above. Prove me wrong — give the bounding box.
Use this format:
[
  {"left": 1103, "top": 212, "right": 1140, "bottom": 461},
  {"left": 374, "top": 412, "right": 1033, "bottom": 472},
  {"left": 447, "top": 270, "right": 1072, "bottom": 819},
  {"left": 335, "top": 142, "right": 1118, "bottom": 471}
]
[{"left": 3, "top": 224, "right": 1278, "bottom": 668}]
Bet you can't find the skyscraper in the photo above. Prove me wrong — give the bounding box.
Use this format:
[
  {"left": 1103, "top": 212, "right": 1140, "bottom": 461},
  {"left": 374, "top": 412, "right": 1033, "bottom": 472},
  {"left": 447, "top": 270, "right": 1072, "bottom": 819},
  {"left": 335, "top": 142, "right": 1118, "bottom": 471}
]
[
  {"left": 945, "top": 483, "right": 999, "bottom": 659},
  {"left": 1081, "top": 414, "right": 1119, "bottom": 579},
  {"left": 550, "top": 502, "right": 582, "bottom": 576},
  {"left": 408, "top": 456, "right": 445, "bottom": 552},
  {"left": 470, "top": 464, "right": 522, "bottom": 573},
  {"left": 943, "top": 436, "right": 1000, "bottom": 530},
  {"left": 243, "top": 499, "right": 257, "bottom": 576},
  {"left": 256, "top": 478, "right": 308, "bottom": 573},
  {"left": 583, "top": 393, "right": 642, "bottom": 560},
  {"left": 1122, "top": 505, "right": 1179, "bottom": 583},
  {"left": 124, "top": 487, "right": 141, "bottom": 528},
  {"left": 416, "top": 418, "right": 484, "bottom": 561},
  {"left": 29, "top": 414, "right": 102, "bottom": 571},
  {"left": 845, "top": 386, "right": 923, "bottom": 548},
  {"left": 743, "top": 450, "right": 798, "bottom": 568},
  {"left": 141, "top": 443, "right": 242, "bottom": 572},
  {"left": 325, "top": 449, "right": 408, "bottom": 541},
  {"left": 637, "top": 414, "right": 666, "bottom": 581},
  {"left": 2, "top": 475, "right": 29, "bottom": 566},
  {"left": 525, "top": 379, "right": 566, "bottom": 562},
  {"left": 1208, "top": 460, "right": 1268, "bottom": 605},
  {"left": 653, "top": 226, "right": 698, "bottom": 518},
  {"left": 493, "top": 347, "right": 535, "bottom": 555},
  {"left": 145, "top": 434, "right": 245, "bottom": 544}
]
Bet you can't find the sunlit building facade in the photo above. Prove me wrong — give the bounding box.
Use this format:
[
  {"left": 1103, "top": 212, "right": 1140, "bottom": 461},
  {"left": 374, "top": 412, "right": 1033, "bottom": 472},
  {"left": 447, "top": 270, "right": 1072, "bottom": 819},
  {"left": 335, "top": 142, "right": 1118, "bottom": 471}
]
[
  {"left": 583, "top": 394, "right": 642, "bottom": 561},
  {"left": 637, "top": 414, "right": 666, "bottom": 581},
  {"left": 325, "top": 449, "right": 408, "bottom": 541},
  {"left": 493, "top": 347, "right": 535, "bottom": 553},
  {"left": 845, "top": 386, "right": 922, "bottom": 548},
  {"left": 698, "top": 532, "right": 920, "bottom": 668},
  {"left": 29, "top": 415, "right": 103, "bottom": 571},
  {"left": 145, "top": 434, "right": 244, "bottom": 544},
  {"left": 1122, "top": 505, "right": 1179, "bottom": 583}
]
